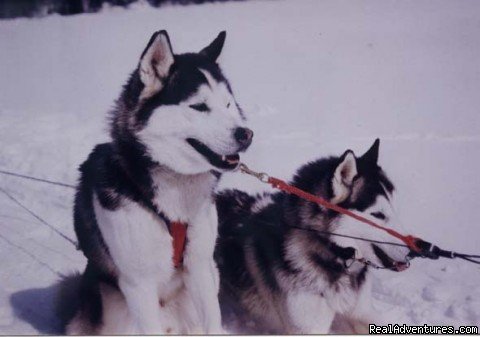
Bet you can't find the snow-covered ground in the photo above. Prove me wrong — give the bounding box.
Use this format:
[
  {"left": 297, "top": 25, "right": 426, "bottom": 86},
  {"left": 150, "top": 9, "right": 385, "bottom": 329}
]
[{"left": 1, "top": 0, "right": 479, "bottom": 333}]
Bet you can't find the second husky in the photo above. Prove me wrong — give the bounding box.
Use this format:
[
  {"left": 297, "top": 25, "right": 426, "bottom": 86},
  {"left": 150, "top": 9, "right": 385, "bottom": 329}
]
[{"left": 215, "top": 140, "right": 410, "bottom": 334}]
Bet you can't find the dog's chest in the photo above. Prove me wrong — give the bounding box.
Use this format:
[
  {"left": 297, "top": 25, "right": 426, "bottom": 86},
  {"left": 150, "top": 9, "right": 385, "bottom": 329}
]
[
  {"left": 151, "top": 171, "right": 216, "bottom": 223},
  {"left": 95, "top": 172, "right": 216, "bottom": 284}
]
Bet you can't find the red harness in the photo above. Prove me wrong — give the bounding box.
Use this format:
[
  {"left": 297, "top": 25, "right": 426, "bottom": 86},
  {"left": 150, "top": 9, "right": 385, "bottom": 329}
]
[{"left": 169, "top": 221, "right": 188, "bottom": 268}]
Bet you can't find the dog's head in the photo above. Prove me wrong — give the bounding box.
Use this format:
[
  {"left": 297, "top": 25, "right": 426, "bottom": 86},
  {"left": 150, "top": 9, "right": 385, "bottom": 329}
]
[
  {"left": 290, "top": 139, "right": 410, "bottom": 271},
  {"left": 112, "top": 31, "right": 252, "bottom": 174}
]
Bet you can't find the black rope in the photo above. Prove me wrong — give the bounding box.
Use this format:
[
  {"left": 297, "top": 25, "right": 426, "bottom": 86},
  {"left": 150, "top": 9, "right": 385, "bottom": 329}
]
[
  {"left": 286, "top": 225, "right": 480, "bottom": 266},
  {"left": 457, "top": 256, "right": 480, "bottom": 265},
  {"left": 248, "top": 221, "right": 408, "bottom": 271},
  {"left": 457, "top": 253, "right": 480, "bottom": 259},
  {"left": 0, "top": 186, "right": 78, "bottom": 248},
  {"left": 0, "top": 168, "right": 76, "bottom": 189},
  {"left": 288, "top": 225, "right": 410, "bottom": 248}
]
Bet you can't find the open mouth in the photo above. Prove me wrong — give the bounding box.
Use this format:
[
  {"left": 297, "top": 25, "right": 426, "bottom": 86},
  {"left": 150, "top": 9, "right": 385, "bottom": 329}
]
[
  {"left": 186, "top": 138, "right": 240, "bottom": 170},
  {"left": 372, "top": 244, "right": 409, "bottom": 272}
]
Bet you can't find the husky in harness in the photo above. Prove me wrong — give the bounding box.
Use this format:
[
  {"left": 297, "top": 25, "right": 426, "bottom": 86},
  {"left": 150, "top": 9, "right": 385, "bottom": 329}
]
[{"left": 58, "top": 30, "right": 253, "bottom": 334}]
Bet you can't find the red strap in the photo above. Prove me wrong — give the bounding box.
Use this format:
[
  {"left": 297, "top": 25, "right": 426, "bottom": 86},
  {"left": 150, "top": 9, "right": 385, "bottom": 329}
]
[
  {"left": 170, "top": 221, "right": 187, "bottom": 268},
  {"left": 268, "top": 177, "right": 421, "bottom": 253}
]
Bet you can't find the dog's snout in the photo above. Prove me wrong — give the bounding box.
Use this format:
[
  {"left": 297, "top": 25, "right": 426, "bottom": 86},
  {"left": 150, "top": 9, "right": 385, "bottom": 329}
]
[{"left": 234, "top": 127, "right": 253, "bottom": 148}]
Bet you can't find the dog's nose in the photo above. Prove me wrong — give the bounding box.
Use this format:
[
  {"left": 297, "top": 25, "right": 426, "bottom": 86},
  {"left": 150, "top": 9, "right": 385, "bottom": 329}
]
[{"left": 234, "top": 127, "right": 253, "bottom": 148}]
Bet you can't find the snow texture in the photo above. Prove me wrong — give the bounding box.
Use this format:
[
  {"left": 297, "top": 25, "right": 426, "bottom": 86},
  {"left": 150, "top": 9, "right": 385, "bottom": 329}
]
[{"left": 0, "top": 0, "right": 479, "bottom": 333}]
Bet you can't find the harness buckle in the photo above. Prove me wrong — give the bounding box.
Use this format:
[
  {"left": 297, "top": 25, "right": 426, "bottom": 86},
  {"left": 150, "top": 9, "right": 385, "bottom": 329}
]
[{"left": 239, "top": 163, "right": 270, "bottom": 183}]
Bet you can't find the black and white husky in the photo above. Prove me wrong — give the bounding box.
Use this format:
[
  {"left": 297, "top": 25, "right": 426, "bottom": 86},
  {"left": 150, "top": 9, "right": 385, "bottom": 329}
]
[
  {"left": 215, "top": 140, "right": 410, "bottom": 334},
  {"left": 59, "top": 30, "right": 253, "bottom": 334}
]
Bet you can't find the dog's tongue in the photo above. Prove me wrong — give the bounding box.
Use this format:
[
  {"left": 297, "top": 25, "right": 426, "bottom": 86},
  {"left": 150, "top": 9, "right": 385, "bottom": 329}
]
[{"left": 222, "top": 154, "right": 240, "bottom": 165}]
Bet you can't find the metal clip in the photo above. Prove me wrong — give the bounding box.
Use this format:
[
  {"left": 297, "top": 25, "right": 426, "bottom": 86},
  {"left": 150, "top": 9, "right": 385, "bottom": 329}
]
[{"left": 238, "top": 163, "right": 270, "bottom": 183}]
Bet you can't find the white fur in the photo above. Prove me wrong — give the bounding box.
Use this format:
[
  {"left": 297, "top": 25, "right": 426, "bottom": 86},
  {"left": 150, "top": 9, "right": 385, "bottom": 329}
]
[
  {"left": 138, "top": 80, "right": 245, "bottom": 175},
  {"left": 94, "top": 195, "right": 179, "bottom": 333},
  {"left": 286, "top": 291, "right": 335, "bottom": 333}
]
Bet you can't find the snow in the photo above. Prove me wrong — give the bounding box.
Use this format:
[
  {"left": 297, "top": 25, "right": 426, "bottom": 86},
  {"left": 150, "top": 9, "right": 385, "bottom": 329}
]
[{"left": 0, "top": 0, "right": 479, "bottom": 333}]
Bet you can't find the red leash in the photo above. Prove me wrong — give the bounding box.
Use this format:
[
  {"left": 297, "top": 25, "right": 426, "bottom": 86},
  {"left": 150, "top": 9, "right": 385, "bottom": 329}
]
[
  {"left": 239, "top": 163, "right": 422, "bottom": 254},
  {"left": 268, "top": 176, "right": 420, "bottom": 253}
]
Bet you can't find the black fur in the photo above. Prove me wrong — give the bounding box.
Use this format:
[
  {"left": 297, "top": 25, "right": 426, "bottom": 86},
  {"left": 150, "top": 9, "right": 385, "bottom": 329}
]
[{"left": 200, "top": 31, "right": 227, "bottom": 61}]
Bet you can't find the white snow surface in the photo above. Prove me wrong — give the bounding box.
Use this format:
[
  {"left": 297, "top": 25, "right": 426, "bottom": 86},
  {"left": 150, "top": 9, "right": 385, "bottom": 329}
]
[{"left": 0, "top": 0, "right": 479, "bottom": 334}]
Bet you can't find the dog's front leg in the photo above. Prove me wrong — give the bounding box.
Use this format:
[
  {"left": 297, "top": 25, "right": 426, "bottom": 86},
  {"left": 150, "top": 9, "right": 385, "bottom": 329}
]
[
  {"left": 183, "top": 205, "right": 223, "bottom": 334},
  {"left": 119, "top": 275, "right": 173, "bottom": 334},
  {"left": 184, "top": 258, "right": 223, "bottom": 333}
]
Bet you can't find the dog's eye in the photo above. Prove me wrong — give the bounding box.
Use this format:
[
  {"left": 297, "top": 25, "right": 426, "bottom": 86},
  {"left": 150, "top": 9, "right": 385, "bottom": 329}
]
[
  {"left": 370, "top": 212, "right": 386, "bottom": 220},
  {"left": 189, "top": 103, "right": 210, "bottom": 112}
]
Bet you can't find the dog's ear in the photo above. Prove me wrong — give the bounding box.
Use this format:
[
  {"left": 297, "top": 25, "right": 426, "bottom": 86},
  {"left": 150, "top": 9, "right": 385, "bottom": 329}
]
[
  {"left": 200, "top": 31, "right": 226, "bottom": 62},
  {"left": 331, "top": 150, "right": 358, "bottom": 204},
  {"left": 359, "top": 138, "right": 380, "bottom": 166},
  {"left": 139, "top": 30, "right": 174, "bottom": 99}
]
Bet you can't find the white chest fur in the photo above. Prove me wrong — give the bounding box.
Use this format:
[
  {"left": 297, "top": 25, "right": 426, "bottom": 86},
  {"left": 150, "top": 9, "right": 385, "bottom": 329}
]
[
  {"left": 93, "top": 171, "right": 217, "bottom": 288},
  {"left": 93, "top": 170, "right": 221, "bottom": 333},
  {"left": 151, "top": 170, "right": 216, "bottom": 223}
]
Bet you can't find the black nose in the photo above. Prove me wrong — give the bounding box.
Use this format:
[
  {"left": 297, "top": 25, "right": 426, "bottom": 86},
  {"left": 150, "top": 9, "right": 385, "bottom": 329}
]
[{"left": 234, "top": 127, "right": 253, "bottom": 148}]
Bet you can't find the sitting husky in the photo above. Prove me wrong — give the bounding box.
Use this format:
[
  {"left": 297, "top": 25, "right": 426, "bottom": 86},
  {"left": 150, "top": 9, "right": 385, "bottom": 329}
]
[
  {"left": 215, "top": 140, "right": 410, "bottom": 334},
  {"left": 61, "top": 31, "right": 253, "bottom": 334}
]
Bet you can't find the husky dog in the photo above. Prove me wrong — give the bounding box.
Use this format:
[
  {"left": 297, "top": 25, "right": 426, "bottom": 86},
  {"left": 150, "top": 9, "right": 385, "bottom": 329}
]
[
  {"left": 215, "top": 140, "right": 410, "bottom": 334},
  {"left": 60, "top": 30, "right": 253, "bottom": 334}
]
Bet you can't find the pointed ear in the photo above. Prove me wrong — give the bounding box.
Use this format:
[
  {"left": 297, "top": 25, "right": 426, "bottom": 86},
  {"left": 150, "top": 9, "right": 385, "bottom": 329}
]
[
  {"left": 200, "top": 31, "right": 226, "bottom": 62},
  {"left": 139, "top": 30, "right": 174, "bottom": 99},
  {"left": 360, "top": 138, "right": 380, "bottom": 166},
  {"left": 331, "top": 151, "right": 358, "bottom": 204}
]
